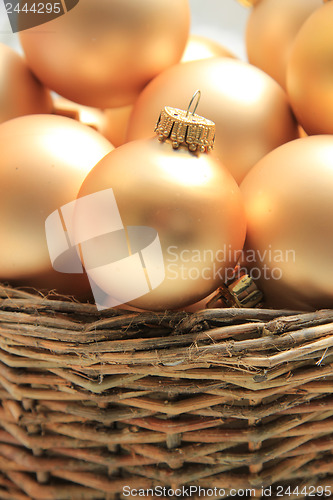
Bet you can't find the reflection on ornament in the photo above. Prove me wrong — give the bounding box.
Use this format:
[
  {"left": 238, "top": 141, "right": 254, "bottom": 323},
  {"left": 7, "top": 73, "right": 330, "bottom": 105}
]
[
  {"left": 75, "top": 93, "right": 246, "bottom": 310},
  {"left": 246, "top": 0, "right": 322, "bottom": 89},
  {"left": 287, "top": 1, "right": 333, "bottom": 135},
  {"left": 241, "top": 136, "right": 333, "bottom": 311},
  {"left": 0, "top": 114, "right": 113, "bottom": 298},
  {"left": 0, "top": 43, "right": 52, "bottom": 125},
  {"left": 127, "top": 58, "right": 298, "bottom": 184},
  {"left": 19, "top": 0, "right": 190, "bottom": 108}
]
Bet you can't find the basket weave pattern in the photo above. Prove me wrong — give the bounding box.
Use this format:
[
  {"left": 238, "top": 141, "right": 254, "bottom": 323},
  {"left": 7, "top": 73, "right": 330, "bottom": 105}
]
[{"left": 1, "top": 285, "right": 333, "bottom": 498}]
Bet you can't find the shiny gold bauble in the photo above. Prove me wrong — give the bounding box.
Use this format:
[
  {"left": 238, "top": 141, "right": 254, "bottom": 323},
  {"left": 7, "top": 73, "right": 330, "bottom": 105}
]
[
  {"left": 0, "top": 43, "right": 52, "bottom": 125},
  {"left": 287, "top": 1, "right": 333, "bottom": 135},
  {"left": 126, "top": 58, "right": 298, "bottom": 184},
  {"left": 181, "top": 34, "right": 236, "bottom": 63},
  {"left": 246, "top": 0, "right": 322, "bottom": 89},
  {"left": 0, "top": 114, "right": 113, "bottom": 297},
  {"left": 76, "top": 137, "right": 246, "bottom": 311},
  {"left": 19, "top": 0, "right": 190, "bottom": 108},
  {"left": 241, "top": 136, "right": 333, "bottom": 311}
]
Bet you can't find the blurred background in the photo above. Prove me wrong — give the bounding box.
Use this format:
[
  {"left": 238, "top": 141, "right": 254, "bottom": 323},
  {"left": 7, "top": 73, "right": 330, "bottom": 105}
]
[{"left": 0, "top": 0, "right": 249, "bottom": 59}]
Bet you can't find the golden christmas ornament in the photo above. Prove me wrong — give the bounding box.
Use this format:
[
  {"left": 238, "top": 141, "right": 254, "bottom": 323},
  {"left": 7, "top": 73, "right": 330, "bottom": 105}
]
[
  {"left": 19, "top": 0, "right": 190, "bottom": 108},
  {"left": 0, "top": 114, "right": 113, "bottom": 297},
  {"left": 246, "top": 0, "right": 322, "bottom": 89},
  {"left": 0, "top": 43, "right": 52, "bottom": 125},
  {"left": 126, "top": 58, "right": 298, "bottom": 184},
  {"left": 181, "top": 34, "right": 236, "bottom": 63},
  {"left": 287, "top": 0, "right": 333, "bottom": 135},
  {"left": 241, "top": 135, "right": 333, "bottom": 311},
  {"left": 75, "top": 93, "right": 246, "bottom": 311}
]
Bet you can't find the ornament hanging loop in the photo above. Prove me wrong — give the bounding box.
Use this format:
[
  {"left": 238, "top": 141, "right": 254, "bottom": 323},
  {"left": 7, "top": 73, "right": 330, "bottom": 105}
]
[{"left": 186, "top": 90, "right": 201, "bottom": 118}]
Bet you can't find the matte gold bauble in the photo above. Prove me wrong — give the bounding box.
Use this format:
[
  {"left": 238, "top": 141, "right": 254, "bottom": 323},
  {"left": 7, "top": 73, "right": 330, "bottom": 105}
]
[
  {"left": 241, "top": 136, "right": 333, "bottom": 311},
  {"left": 19, "top": 0, "right": 190, "bottom": 108},
  {"left": 181, "top": 34, "right": 236, "bottom": 63},
  {"left": 0, "top": 115, "right": 113, "bottom": 297},
  {"left": 0, "top": 43, "right": 52, "bottom": 125},
  {"left": 246, "top": 0, "right": 322, "bottom": 89},
  {"left": 287, "top": 1, "right": 333, "bottom": 135},
  {"left": 126, "top": 58, "right": 298, "bottom": 184},
  {"left": 75, "top": 104, "right": 246, "bottom": 311}
]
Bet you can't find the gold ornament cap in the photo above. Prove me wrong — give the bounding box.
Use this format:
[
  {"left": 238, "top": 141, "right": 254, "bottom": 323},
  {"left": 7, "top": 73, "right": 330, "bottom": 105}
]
[
  {"left": 206, "top": 273, "right": 264, "bottom": 309},
  {"left": 155, "top": 90, "right": 215, "bottom": 153}
]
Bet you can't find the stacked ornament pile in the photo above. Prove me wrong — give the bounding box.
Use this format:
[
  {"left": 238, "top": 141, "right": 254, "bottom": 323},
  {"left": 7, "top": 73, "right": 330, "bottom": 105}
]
[{"left": 1, "top": 0, "right": 333, "bottom": 312}]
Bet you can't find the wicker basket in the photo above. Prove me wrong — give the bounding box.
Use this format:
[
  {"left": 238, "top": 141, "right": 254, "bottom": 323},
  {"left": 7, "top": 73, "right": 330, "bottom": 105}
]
[{"left": 1, "top": 284, "right": 333, "bottom": 499}]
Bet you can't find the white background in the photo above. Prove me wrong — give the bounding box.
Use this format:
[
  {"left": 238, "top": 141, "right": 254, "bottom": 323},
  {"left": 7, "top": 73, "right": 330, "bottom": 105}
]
[{"left": 0, "top": 0, "right": 250, "bottom": 59}]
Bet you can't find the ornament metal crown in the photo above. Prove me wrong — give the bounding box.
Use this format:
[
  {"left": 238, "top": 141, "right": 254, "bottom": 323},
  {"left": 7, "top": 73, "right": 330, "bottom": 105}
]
[{"left": 155, "top": 90, "right": 216, "bottom": 153}]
